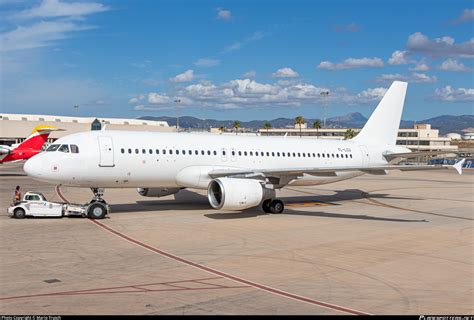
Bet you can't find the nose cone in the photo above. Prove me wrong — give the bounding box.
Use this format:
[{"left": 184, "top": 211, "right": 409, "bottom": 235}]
[{"left": 24, "top": 156, "right": 42, "bottom": 178}]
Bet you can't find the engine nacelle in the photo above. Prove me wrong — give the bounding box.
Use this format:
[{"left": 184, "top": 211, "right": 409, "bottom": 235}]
[
  {"left": 137, "top": 187, "right": 181, "bottom": 197},
  {"left": 207, "top": 178, "right": 264, "bottom": 210}
]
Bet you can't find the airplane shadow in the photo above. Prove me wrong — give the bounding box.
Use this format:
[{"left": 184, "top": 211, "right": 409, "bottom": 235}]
[{"left": 109, "top": 188, "right": 428, "bottom": 223}]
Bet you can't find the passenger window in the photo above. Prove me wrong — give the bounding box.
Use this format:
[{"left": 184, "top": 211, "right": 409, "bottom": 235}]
[
  {"left": 327, "top": 153, "right": 330, "bottom": 158},
  {"left": 266, "top": 152, "right": 270, "bottom": 156},
  {"left": 58, "top": 144, "right": 69, "bottom": 153},
  {"left": 277, "top": 152, "right": 280, "bottom": 157},
  {"left": 70, "top": 145, "right": 79, "bottom": 153},
  {"left": 261, "top": 152, "right": 264, "bottom": 156},
  {"left": 142, "top": 149, "right": 146, "bottom": 154},
  {"left": 297, "top": 153, "right": 300, "bottom": 157},
  {"left": 250, "top": 151, "right": 253, "bottom": 156},
  {"left": 46, "top": 144, "right": 60, "bottom": 152},
  {"left": 282, "top": 152, "right": 285, "bottom": 157},
  {"left": 232, "top": 151, "right": 235, "bottom": 156},
  {"left": 149, "top": 149, "right": 153, "bottom": 154},
  {"left": 176, "top": 150, "right": 180, "bottom": 155},
  {"left": 322, "top": 154, "right": 325, "bottom": 158},
  {"left": 183, "top": 150, "right": 186, "bottom": 154},
  {"left": 292, "top": 152, "right": 296, "bottom": 157},
  {"left": 350, "top": 154, "right": 353, "bottom": 158},
  {"left": 238, "top": 151, "right": 242, "bottom": 156},
  {"left": 163, "top": 149, "right": 166, "bottom": 155},
  {"left": 207, "top": 150, "right": 211, "bottom": 155},
  {"left": 302, "top": 153, "right": 306, "bottom": 157},
  {"left": 332, "top": 154, "right": 334, "bottom": 158},
  {"left": 135, "top": 149, "right": 139, "bottom": 154},
  {"left": 170, "top": 150, "right": 173, "bottom": 155},
  {"left": 128, "top": 149, "right": 132, "bottom": 154},
  {"left": 312, "top": 153, "right": 315, "bottom": 157},
  {"left": 272, "top": 152, "right": 275, "bottom": 157},
  {"left": 317, "top": 153, "right": 320, "bottom": 158},
  {"left": 189, "top": 150, "right": 192, "bottom": 155},
  {"left": 244, "top": 151, "right": 248, "bottom": 156},
  {"left": 201, "top": 150, "right": 205, "bottom": 155},
  {"left": 121, "top": 148, "right": 124, "bottom": 154},
  {"left": 336, "top": 154, "right": 339, "bottom": 158},
  {"left": 156, "top": 149, "right": 159, "bottom": 154},
  {"left": 195, "top": 150, "right": 198, "bottom": 155},
  {"left": 213, "top": 150, "right": 217, "bottom": 155}
]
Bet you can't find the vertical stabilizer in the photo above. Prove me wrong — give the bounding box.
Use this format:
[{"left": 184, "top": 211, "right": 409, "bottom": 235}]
[{"left": 353, "top": 81, "right": 407, "bottom": 146}]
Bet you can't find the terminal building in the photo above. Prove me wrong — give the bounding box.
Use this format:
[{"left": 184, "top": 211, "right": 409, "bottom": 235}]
[
  {"left": 0, "top": 113, "right": 173, "bottom": 146},
  {"left": 259, "top": 123, "right": 458, "bottom": 152}
]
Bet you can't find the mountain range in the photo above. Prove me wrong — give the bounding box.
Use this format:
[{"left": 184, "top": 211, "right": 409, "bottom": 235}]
[{"left": 139, "top": 113, "right": 474, "bottom": 135}]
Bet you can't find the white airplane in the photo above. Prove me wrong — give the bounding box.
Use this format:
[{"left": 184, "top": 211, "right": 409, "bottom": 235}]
[{"left": 23, "top": 81, "right": 465, "bottom": 219}]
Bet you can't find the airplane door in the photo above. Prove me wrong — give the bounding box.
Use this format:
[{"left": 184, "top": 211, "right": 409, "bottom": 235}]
[
  {"left": 98, "top": 136, "right": 115, "bottom": 167},
  {"left": 359, "top": 145, "right": 370, "bottom": 166}
]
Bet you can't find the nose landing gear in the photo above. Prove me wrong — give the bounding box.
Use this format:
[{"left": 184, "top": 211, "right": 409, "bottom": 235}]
[{"left": 87, "top": 187, "right": 109, "bottom": 219}]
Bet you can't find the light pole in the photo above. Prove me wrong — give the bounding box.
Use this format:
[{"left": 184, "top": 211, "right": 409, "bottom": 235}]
[
  {"left": 320, "top": 90, "right": 330, "bottom": 128},
  {"left": 174, "top": 99, "right": 181, "bottom": 131}
]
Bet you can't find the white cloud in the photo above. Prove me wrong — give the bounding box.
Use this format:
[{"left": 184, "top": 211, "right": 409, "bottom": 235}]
[
  {"left": 434, "top": 86, "right": 474, "bottom": 102},
  {"left": 128, "top": 94, "right": 145, "bottom": 105},
  {"left": 376, "top": 74, "right": 408, "bottom": 83},
  {"left": 170, "top": 69, "right": 194, "bottom": 83},
  {"left": 148, "top": 92, "right": 171, "bottom": 104},
  {"left": 242, "top": 70, "right": 256, "bottom": 78},
  {"left": 438, "top": 58, "right": 472, "bottom": 72},
  {"left": 388, "top": 50, "right": 411, "bottom": 65},
  {"left": 453, "top": 8, "right": 474, "bottom": 24},
  {"left": 216, "top": 8, "right": 231, "bottom": 20},
  {"left": 14, "top": 0, "right": 109, "bottom": 20},
  {"left": 411, "top": 72, "right": 437, "bottom": 83},
  {"left": 317, "top": 57, "right": 384, "bottom": 70},
  {"left": 356, "top": 87, "right": 388, "bottom": 102},
  {"left": 222, "top": 31, "right": 266, "bottom": 53},
  {"left": 0, "top": 21, "right": 94, "bottom": 52},
  {"left": 406, "top": 32, "right": 474, "bottom": 58},
  {"left": 271, "top": 67, "right": 299, "bottom": 78},
  {"left": 194, "top": 58, "right": 220, "bottom": 67},
  {"left": 410, "top": 60, "right": 430, "bottom": 71}
]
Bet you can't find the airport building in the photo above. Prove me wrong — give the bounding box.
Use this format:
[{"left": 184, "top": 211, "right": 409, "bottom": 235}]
[
  {"left": 259, "top": 123, "right": 458, "bottom": 152},
  {"left": 0, "top": 113, "right": 173, "bottom": 145}
]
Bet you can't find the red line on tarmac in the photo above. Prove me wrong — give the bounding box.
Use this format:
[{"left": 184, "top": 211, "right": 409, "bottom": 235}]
[
  {"left": 55, "top": 185, "right": 69, "bottom": 204},
  {"left": 89, "top": 218, "right": 370, "bottom": 315}
]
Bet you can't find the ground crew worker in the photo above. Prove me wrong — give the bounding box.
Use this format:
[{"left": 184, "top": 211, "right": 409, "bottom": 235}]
[{"left": 14, "top": 186, "right": 21, "bottom": 204}]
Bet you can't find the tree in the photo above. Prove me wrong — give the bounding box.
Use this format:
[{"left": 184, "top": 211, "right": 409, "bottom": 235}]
[
  {"left": 312, "top": 119, "right": 322, "bottom": 138},
  {"left": 218, "top": 126, "right": 224, "bottom": 134},
  {"left": 263, "top": 121, "right": 272, "bottom": 134},
  {"left": 344, "top": 128, "right": 356, "bottom": 140},
  {"left": 232, "top": 121, "right": 241, "bottom": 135},
  {"left": 294, "top": 116, "right": 305, "bottom": 137}
]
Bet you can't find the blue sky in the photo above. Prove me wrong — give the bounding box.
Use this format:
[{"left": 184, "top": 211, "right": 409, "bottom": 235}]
[{"left": 1, "top": 0, "right": 473, "bottom": 121}]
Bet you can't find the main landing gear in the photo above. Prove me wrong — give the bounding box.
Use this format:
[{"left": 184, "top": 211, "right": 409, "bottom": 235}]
[
  {"left": 87, "top": 187, "right": 109, "bottom": 219},
  {"left": 262, "top": 199, "right": 285, "bottom": 214}
]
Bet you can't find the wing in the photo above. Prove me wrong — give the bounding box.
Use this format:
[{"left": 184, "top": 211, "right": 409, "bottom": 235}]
[
  {"left": 383, "top": 150, "right": 458, "bottom": 163},
  {"left": 208, "top": 159, "right": 466, "bottom": 180}
]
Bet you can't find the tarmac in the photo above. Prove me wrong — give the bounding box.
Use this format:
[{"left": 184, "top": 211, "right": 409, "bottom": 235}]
[{"left": 0, "top": 162, "right": 472, "bottom": 315}]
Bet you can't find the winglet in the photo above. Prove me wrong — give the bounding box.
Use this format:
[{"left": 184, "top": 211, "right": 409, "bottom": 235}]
[{"left": 453, "top": 159, "right": 465, "bottom": 175}]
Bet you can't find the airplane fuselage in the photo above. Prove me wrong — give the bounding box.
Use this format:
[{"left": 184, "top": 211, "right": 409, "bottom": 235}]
[{"left": 24, "top": 130, "right": 403, "bottom": 189}]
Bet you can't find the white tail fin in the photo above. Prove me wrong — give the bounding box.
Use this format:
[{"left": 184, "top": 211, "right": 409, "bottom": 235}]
[{"left": 353, "top": 81, "right": 407, "bottom": 146}]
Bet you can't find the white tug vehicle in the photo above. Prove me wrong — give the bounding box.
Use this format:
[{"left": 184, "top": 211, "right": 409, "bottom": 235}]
[{"left": 8, "top": 191, "right": 110, "bottom": 219}]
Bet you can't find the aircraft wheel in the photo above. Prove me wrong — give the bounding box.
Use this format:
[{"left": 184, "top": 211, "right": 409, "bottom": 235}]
[
  {"left": 13, "top": 208, "right": 26, "bottom": 219},
  {"left": 87, "top": 202, "right": 108, "bottom": 219},
  {"left": 270, "top": 199, "right": 284, "bottom": 214},
  {"left": 262, "top": 199, "right": 272, "bottom": 213}
]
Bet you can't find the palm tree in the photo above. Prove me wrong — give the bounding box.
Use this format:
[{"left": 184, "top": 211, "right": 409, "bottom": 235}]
[
  {"left": 295, "top": 116, "right": 305, "bottom": 137},
  {"left": 312, "top": 119, "right": 322, "bottom": 139},
  {"left": 344, "top": 128, "right": 356, "bottom": 140},
  {"left": 263, "top": 121, "right": 272, "bottom": 135},
  {"left": 232, "top": 121, "right": 241, "bottom": 135},
  {"left": 218, "top": 126, "right": 224, "bottom": 134}
]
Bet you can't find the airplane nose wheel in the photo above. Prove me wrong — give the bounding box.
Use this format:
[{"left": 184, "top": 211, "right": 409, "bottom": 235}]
[
  {"left": 88, "top": 187, "right": 108, "bottom": 219},
  {"left": 262, "top": 199, "right": 284, "bottom": 214}
]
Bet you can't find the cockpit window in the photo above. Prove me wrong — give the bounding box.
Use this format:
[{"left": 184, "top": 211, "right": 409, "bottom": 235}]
[
  {"left": 58, "top": 144, "right": 69, "bottom": 153},
  {"left": 46, "top": 144, "right": 60, "bottom": 152},
  {"left": 70, "top": 145, "right": 79, "bottom": 153}
]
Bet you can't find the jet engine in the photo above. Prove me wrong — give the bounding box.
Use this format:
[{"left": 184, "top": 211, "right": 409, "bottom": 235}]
[
  {"left": 137, "top": 187, "right": 181, "bottom": 197},
  {"left": 207, "top": 178, "right": 265, "bottom": 210}
]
